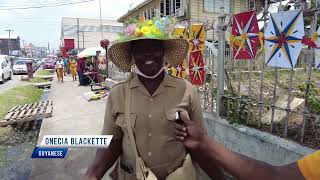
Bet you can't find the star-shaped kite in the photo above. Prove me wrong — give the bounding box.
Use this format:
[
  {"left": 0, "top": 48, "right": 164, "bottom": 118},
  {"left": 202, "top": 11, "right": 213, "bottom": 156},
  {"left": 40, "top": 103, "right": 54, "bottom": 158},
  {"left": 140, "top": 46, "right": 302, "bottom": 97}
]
[
  {"left": 189, "top": 24, "right": 205, "bottom": 51},
  {"left": 171, "top": 27, "right": 187, "bottom": 78},
  {"left": 231, "top": 11, "right": 259, "bottom": 59},
  {"left": 173, "top": 63, "right": 186, "bottom": 78},
  {"left": 189, "top": 50, "right": 205, "bottom": 85},
  {"left": 264, "top": 10, "right": 304, "bottom": 69}
]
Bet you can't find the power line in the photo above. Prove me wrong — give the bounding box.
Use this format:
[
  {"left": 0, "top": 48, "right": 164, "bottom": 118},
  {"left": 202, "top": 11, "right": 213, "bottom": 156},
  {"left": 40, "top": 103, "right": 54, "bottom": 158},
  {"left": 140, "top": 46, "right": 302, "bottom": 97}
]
[
  {"left": 0, "top": 0, "right": 87, "bottom": 7},
  {"left": 0, "top": 0, "right": 94, "bottom": 7},
  {"left": 0, "top": 0, "right": 96, "bottom": 10}
]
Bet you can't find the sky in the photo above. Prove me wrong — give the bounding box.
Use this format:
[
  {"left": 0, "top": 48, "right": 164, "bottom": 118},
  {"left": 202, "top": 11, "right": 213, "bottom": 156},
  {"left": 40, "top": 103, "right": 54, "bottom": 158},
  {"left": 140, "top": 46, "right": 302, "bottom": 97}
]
[{"left": 0, "top": 0, "right": 144, "bottom": 51}]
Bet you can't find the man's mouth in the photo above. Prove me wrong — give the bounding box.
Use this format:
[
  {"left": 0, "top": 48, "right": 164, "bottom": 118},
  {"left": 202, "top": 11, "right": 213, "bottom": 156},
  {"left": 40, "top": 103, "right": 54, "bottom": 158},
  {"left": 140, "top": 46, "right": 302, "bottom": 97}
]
[{"left": 145, "top": 61, "right": 154, "bottom": 65}]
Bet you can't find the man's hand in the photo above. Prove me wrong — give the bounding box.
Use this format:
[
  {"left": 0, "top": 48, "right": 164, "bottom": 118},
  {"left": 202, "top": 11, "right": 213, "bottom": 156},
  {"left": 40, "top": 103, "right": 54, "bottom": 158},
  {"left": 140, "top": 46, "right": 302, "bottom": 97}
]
[{"left": 174, "top": 112, "right": 206, "bottom": 151}]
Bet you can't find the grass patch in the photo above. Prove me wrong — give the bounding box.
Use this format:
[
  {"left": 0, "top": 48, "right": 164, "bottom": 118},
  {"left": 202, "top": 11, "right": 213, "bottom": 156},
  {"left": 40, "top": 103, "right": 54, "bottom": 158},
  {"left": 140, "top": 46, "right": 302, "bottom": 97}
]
[
  {"left": 36, "top": 69, "right": 52, "bottom": 76},
  {"left": 0, "top": 86, "right": 43, "bottom": 119},
  {"left": 29, "top": 77, "right": 49, "bottom": 83}
]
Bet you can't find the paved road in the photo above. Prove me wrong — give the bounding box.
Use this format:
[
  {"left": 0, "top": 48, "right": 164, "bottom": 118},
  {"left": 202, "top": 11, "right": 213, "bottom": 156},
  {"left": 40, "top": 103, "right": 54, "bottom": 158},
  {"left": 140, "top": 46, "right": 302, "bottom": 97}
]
[
  {"left": 0, "top": 74, "right": 29, "bottom": 94},
  {"left": 30, "top": 75, "right": 113, "bottom": 180}
]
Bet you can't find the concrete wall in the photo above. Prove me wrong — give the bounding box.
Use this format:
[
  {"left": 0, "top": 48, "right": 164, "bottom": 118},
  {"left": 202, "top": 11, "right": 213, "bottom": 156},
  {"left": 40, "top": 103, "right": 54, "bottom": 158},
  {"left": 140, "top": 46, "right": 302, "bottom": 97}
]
[
  {"left": 61, "top": 17, "right": 122, "bottom": 48},
  {"left": 63, "top": 31, "right": 119, "bottom": 49},
  {"left": 203, "top": 113, "right": 315, "bottom": 165}
]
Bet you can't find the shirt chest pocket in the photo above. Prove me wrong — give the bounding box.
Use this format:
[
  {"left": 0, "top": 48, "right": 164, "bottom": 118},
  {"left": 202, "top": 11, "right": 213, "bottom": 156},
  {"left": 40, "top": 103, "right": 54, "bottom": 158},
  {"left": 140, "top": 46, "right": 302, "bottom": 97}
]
[
  {"left": 164, "top": 108, "right": 189, "bottom": 137},
  {"left": 164, "top": 108, "right": 187, "bottom": 163},
  {"left": 165, "top": 108, "right": 189, "bottom": 122}
]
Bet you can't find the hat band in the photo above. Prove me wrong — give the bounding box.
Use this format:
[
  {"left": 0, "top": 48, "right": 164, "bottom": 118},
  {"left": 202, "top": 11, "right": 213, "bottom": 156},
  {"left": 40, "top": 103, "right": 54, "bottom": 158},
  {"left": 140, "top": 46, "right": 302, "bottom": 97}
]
[{"left": 134, "top": 66, "right": 164, "bottom": 79}]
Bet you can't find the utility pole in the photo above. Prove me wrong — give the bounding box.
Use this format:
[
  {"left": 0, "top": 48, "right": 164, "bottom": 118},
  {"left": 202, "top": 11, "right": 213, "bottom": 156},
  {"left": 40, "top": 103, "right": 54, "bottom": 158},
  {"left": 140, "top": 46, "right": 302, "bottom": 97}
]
[
  {"left": 77, "top": 18, "right": 80, "bottom": 52},
  {"left": 99, "top": 0, "right": 104, "bottom": 40},
  {"left": 82, "top": 31, "right": 85, "bottom": 48},
  {"left": 48, "top": 42, "right": 50, "bottom": 54},
  {"left": 5, "top": 29, "right": 13, "bottom": 55}
]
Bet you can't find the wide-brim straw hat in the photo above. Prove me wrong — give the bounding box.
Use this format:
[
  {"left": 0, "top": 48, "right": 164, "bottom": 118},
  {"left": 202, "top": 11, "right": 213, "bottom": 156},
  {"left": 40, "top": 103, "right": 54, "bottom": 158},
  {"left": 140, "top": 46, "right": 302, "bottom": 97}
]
[
  {"left": 107, "top": 16, "right": 189, "bottom": 72},
  {"left": 108, "top": 37, "right": 189, "bottom": 72}
]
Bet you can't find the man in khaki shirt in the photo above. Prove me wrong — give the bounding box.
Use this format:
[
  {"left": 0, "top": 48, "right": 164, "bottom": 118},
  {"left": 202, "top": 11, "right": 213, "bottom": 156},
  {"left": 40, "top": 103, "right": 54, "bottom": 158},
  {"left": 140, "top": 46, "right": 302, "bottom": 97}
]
[{"left": 84, "top": 18, "right": 204, "bottom": 180}]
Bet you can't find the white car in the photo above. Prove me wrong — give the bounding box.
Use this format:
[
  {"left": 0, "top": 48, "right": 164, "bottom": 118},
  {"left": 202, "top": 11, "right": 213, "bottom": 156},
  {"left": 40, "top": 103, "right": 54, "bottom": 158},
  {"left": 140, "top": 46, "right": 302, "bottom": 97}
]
[
  {"left": 12, "top": 60, "right": 28, "bottom": 74},
  {"left": 13, "top": 57, "right": 36, "bottom": 74},
  {"left": 0, "top": 55, "right": 13, "bottom": 84}
]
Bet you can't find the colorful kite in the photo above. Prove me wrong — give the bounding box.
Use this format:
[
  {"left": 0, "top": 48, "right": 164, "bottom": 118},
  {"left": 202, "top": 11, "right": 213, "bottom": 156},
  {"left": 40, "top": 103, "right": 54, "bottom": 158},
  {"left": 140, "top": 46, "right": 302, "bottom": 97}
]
[
  {"left": 264, "top": 10, "right": 304, "bottom": 69},
  {"left": 171, "top": 27, "right": 188, "bottom": 78},
  {"left": 189, "top": 24, "right": 205, "bottom": 51},
  {"left": 231, "top": 11, "right": 259, "bottom": 59},
  {"left": 189, "top": 50, "right": 205, "bottom": 85}
]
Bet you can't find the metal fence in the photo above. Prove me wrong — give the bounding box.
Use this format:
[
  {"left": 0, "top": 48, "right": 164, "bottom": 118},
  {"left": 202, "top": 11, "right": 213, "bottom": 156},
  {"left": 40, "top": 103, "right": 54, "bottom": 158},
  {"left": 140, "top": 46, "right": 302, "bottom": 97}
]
[
  {"left": 107, "top": 1, "right": 320, "bottom": 149},
  {"left": 198, "top": 2, "right": 320, "bottom": 149}
]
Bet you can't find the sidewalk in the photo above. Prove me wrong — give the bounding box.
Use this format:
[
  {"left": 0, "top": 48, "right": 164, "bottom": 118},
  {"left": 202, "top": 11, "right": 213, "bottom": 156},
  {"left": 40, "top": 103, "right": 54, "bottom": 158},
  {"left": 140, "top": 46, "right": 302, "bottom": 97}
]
[{"left": 30, "top": 75, "right": 112, "bottom": 180}]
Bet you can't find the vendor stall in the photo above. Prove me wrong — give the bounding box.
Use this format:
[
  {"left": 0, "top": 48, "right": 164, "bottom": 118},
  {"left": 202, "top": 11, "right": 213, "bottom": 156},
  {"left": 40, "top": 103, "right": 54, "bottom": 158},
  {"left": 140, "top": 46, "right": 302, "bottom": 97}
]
[{"left": 77, "top": 46, "right": 108, "bottom": 91}]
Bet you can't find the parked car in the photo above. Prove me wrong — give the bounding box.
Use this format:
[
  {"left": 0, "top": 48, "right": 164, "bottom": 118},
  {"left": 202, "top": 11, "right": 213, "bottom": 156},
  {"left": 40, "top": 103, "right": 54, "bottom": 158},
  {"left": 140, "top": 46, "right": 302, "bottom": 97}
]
[
  {"left": 12, "top": 57, "right": 36, "bottom": 74},
  {"left": 42, "top": 59, "right": 55, "bottom": 69},
  {"left": 12, "top": 60, "right": 27, "bottom": 74},
  {"left": 0, "top": 55, "right": 13, "bottom": 84}
]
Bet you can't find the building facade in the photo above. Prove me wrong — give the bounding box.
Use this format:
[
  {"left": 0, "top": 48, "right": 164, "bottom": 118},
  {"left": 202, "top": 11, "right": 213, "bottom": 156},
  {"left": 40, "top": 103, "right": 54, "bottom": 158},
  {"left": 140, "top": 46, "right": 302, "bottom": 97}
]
[
  {"left": 118, "top": 0, "right": 264, "bottom": 41},
  {"left": 0, "top": 35, "right": 21, "bottom": 55},
  {"left": 60, "top": 17, "right": 123, "bottom": 54}
]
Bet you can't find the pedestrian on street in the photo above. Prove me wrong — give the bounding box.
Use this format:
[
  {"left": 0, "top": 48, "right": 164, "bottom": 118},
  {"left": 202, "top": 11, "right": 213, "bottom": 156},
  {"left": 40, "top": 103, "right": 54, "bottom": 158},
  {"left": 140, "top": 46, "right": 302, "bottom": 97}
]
[
  {"left": 77, "top": 57, "right": 86, "bottom": 86},
  {"left": 174, "top": 113, "right": 320, "bottom": 180},
  {"left": 63, "top": 57, "right": 68, "bottom": 76},
  {"left": 69, "top": 56, "right": 77, "bottom": 81},
  {"left": 56, "top": 58, "right": 64, "bottom": 83},
  {"left": 84, "top": 17, "right": 202, "bottom": 180}
]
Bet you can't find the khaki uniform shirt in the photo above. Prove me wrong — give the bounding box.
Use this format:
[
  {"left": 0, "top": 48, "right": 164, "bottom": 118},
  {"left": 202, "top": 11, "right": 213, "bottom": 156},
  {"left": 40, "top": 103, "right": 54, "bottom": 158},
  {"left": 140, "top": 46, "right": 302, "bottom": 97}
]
[{"left": 102, "top": 73, "right": 204, "bottom": 179}]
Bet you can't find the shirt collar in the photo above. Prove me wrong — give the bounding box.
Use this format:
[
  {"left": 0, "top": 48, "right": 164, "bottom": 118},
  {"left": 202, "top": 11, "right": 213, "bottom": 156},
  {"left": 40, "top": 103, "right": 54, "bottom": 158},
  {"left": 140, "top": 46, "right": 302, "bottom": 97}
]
[{"left": 128, "top": 72, "right": 176, "bottom": 89}]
